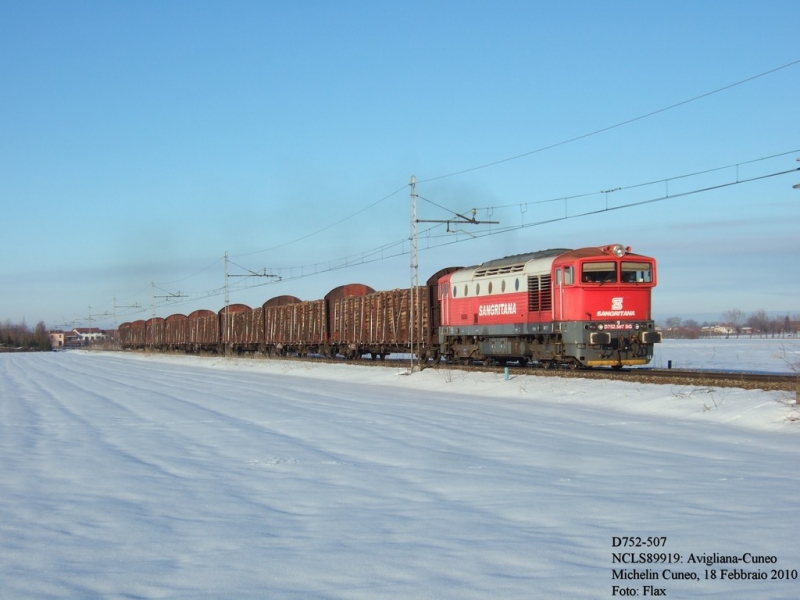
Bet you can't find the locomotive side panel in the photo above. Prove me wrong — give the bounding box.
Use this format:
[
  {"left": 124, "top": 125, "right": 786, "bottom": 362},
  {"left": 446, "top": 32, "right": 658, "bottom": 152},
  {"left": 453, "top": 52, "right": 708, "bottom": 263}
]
[{"left": 441, "top": 253, "right": 558, "bottom": 332}]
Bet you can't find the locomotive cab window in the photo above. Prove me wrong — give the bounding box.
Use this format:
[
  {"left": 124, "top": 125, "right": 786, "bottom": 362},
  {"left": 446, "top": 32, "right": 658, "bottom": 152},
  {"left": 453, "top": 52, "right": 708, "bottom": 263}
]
[
  {"left": 621, "top": 262, "right": 653, "bottom": 283},
  {"left": 581, "top": 262, "right": 617, "bottom": 284},
  {"left": 556, "top": 266, "right": 574, "bottom": 286}
]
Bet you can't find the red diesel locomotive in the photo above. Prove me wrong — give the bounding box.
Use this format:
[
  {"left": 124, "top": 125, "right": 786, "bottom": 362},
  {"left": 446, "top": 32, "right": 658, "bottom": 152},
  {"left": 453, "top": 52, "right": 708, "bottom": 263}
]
[{"left": 437, "top": 244, "right": 660, "bottom": 367}]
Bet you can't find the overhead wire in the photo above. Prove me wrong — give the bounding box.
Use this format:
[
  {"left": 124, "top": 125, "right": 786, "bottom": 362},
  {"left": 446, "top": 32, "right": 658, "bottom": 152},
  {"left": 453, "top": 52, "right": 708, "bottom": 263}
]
[
  {"left": 150, "top": 156, "right": 800, "bottom": 317},
  {"left": 108, "top": 57, "right": 800, "bottom": 319},
  {"left": 417, "top": 58, "right": 800, "bottom": 184},
  {"left": 146, "top": 58, "right": 800, "bottom": 288},
  {"left": 475, "top": 148, "right": 800, "bottom": 211},
  {"left": 219, "top": 59, "right": 798, "bottom": 264},
  {"left": 117, "top": 149, "right": 799, "bottom": 320}
]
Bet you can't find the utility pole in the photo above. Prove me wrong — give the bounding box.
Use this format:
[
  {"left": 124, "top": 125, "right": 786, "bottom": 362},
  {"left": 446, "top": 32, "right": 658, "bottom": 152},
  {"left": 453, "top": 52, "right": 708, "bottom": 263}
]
[
  {"left": 224, "top": 252, "right": 229, "bottom": 353},
  {"left": 406, "top": 176, "right": 499, "bottom": 374},
  {"left": 86, "top": 305, "right": 113, "bottom": 327},
  {"left": 150, "top": 282, "right": 186, "bottom": 351},
  {"left": 113, "top": 296, "right": 142, "bottom": 328},
  {"left": 409, "top": 176, "right": 418, "bottom": 373},
  {"left": 84, "top": 306, "right": 113, "bottom": 347},
  {"left": 223, "top": 251, "right": 280, "bottom": 356}
]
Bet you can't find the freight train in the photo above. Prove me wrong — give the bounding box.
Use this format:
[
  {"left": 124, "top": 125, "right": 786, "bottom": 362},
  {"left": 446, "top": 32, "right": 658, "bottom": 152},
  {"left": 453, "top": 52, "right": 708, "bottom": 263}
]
[{"left": 119, "top": 243, "right": 661, "bottom": 368}]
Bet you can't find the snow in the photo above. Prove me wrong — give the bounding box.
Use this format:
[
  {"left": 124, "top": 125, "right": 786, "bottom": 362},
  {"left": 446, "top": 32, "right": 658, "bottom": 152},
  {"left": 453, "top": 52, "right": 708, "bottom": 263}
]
[
  {"left": 653, "top": 337, "right": 800, "bottom": 374},
  {"left": 2, "top": 339, "right": 799, "bottom": 599}
]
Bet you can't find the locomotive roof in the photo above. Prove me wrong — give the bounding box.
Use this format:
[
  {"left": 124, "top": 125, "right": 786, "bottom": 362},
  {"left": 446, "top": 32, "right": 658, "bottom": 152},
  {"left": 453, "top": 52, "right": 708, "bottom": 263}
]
[
  {"left": 474, "top": 248, "right": 571, "bottom": 270},
  {"left": 448, "top": 245, "right": 654, "bottom": 283},
  {"left": 556, "top": 246, "right": 651, "bottom": 260}
]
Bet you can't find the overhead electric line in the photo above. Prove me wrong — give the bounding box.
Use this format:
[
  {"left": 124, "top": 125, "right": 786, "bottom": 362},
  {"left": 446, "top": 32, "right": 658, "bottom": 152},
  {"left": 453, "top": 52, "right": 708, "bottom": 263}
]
[
  {"left": 475, "top": 148, "right": 800, "bottom": 212},
  {"left": 135, "top": 58, "right": 800, "bottom": 287},
  {"left": 104, "top": 61, "right": 799, "bottom": 320},
  {"left": 418, "top": 58, "right": 800, "bottom": 183},
  {"left": 113, "top": 150, "right": 800, "bottom": 321}
]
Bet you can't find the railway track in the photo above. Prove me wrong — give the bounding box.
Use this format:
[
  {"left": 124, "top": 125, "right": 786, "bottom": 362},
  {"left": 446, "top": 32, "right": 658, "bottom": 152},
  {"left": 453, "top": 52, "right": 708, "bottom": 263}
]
[
  {"left": 329, "top": 356, "right": 798, "bottom": 392},
  {"left": 118, "top": 348, "right": 799, "bottom": 393},
  {"left": 501, "top": 366, "right": 799, "bottom": 392}
]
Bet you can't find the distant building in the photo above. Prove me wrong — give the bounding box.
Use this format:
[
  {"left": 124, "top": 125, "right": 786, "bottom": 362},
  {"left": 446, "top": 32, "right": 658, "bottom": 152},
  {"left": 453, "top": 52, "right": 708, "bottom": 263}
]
[
  {"left": 701, "top": 325, "right": 735, "bottom": 335},
  {"left": 49, "top": 331, "right": 65, "bottom": 348},
  {"left": 49, "top": 330, "right": 81, "bottom": 348},
  {"left": 72, "top": 327, "right": 108, "bottom": 345}
]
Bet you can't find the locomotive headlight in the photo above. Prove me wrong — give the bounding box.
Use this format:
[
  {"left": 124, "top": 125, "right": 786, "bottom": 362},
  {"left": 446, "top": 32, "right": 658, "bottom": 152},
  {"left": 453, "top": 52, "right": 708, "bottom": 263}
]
[
  {"left": 597, "top": 324, "right": 604, "bottom": 330},
  {"left": 612, "top": 244, "right": 626, "bottom": 258},
  {"left": 634, "top": 323, "right": 641, "bottom": 330}
]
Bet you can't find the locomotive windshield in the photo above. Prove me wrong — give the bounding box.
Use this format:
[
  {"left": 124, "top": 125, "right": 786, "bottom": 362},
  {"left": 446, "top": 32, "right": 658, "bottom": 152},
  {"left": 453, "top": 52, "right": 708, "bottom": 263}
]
[
  {"left": 621, "top": 261, "right": 653, "bottom": 283},
  {"left": 580, "top": 261, "right": 653, "bottom": 284},
  {"left": 581, "top": 261, "right": 616, "bottom": 284}
]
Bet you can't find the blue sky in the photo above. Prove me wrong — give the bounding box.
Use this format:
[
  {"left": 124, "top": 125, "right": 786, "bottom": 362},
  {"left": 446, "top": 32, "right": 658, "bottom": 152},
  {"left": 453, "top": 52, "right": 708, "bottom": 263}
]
[{"left": 1, "top": 1, "right": 798, "bottom": 329}]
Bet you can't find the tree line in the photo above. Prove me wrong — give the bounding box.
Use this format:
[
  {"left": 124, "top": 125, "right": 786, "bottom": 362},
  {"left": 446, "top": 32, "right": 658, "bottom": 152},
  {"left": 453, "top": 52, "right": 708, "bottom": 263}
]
[
  {"left": 0, "top": 320, "right": 51, "bottom": 351},
  {"left": 661, "top": 310, "right": 799, "bottom": 339}
]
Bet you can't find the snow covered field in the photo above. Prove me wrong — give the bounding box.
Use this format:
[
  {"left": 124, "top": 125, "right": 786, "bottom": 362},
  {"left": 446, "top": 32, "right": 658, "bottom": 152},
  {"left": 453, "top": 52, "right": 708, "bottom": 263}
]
[
  {"left": 2, "top": 339, "right": 799, "bottom": 599},
  {"left": 654, "top": 337, "right": 800, "bottom": 374}
]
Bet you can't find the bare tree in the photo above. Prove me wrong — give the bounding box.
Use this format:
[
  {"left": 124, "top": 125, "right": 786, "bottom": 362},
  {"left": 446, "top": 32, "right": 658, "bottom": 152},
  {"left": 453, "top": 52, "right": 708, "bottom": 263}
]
[
  {"left": 722, "top": 309, "right": 745, "bottom": 337},
  {"left": 747, "top": 309, "right": 770, "bottom": 337},
  {"left": 0, "top": 319, "right": 51, "bottom": 350},
  {"left": 34, "top": 321, "right": 50, "bottom": 349}
]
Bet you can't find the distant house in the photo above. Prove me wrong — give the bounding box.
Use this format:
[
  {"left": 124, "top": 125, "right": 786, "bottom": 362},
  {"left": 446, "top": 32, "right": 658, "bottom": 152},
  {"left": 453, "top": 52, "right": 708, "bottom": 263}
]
[
  {"left": 49, "top": 331, "right": 66, "bottom": 348},
  {"left": 701, "top": 325, "right": 735, "bottom": 336},
  {"left": 49, "top": 330, "right": 81, "bottom": 348},
  {"left": 72, "top": 327, "right": 108, "bottom": 345}
]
